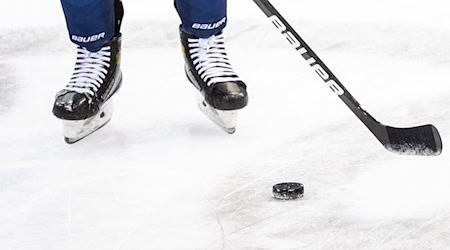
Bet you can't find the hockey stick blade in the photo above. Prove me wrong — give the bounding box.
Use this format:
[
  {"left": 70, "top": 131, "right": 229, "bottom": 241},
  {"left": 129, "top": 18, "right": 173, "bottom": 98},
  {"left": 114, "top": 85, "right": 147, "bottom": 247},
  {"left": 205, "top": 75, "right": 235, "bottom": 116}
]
[
  {"left": 253, "top": 0, "right": 443, "bottom": 156},
  {"left": 384, "top": 124, "right": 442, "bottom": 156}
]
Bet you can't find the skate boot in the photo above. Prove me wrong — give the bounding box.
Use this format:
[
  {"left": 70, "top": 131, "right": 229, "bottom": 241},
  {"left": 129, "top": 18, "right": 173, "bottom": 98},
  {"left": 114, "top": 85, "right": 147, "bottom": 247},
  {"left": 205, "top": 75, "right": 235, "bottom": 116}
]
[
  {"left": 52, "top": 35, "right": 123, "bottom": 144},
  {"left": 180, "top": 28, "right": 248, "bottom": 134}
]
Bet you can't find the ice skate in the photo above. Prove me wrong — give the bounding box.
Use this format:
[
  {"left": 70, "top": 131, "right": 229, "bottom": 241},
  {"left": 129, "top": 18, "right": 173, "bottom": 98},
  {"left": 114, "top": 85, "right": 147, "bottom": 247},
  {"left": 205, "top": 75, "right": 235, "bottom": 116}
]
[
  {"left": 52, "top": 35, "right": 122, "bottom": 144},
  {"left": 180, "top": 28, "right": 248, "bottom": 134}
]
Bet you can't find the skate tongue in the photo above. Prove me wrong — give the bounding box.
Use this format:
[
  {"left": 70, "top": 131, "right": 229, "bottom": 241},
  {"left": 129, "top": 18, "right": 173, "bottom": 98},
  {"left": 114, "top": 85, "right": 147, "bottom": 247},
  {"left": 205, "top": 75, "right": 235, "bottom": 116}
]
[{"left": 385, "top": 125, "right": 442, "bottom": 156}]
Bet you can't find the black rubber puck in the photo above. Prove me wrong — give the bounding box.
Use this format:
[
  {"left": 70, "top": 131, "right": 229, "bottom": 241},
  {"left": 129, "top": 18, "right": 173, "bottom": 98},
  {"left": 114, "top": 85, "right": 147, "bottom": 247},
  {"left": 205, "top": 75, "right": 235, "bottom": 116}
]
[{"left": 273, "top": 182, "right": 304, "bottom": 200}]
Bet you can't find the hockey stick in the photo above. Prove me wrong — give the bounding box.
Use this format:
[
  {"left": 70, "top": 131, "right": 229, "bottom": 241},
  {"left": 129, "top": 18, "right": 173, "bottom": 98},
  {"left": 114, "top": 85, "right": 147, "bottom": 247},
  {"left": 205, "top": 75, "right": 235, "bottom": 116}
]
[{"left": 253, "top": 0, "right": 442, "bottom": 156}]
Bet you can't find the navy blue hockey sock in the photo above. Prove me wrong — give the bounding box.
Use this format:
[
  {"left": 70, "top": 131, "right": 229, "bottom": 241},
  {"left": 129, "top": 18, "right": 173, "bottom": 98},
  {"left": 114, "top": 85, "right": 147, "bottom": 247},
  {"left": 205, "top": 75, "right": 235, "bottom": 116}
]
[
  {"left": 61, "top": 0, "right": 226, "bottom": 49},
  {"left": 61, "top": 0, "right": 117, "bottom": 51},
  {"left": 175, "top": 0, "right": 227, "bottom": 38}
]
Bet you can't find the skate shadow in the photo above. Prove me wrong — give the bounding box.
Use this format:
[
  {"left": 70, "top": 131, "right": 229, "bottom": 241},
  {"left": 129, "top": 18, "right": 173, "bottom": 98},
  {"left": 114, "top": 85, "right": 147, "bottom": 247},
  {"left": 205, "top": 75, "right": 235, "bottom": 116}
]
[{"left": 187, "top": 123, "right": 234, "bottom": 138}]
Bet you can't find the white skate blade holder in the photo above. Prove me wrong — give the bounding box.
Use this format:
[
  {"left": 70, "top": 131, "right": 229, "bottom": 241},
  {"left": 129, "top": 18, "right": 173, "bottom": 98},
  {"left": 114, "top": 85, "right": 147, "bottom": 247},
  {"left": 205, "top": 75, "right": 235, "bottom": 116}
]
[
  {"left": 196, "top": 93, "right": 238, "bottom": 134},
  {"left": 62, "top": 101, "right": 114, "bottom": 144}
]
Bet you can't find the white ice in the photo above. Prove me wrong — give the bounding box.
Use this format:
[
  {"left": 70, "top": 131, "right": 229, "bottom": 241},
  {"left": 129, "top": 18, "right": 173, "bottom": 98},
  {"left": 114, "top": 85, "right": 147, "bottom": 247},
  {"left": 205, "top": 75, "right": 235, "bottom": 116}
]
[{"left": 1, "top": 0, "right": 450, "bottom": 249}]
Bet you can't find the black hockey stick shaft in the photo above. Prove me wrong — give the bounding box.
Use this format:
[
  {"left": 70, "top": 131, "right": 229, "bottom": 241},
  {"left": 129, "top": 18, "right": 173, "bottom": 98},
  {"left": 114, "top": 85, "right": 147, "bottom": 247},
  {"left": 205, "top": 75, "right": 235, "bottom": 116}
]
[{"left": 253, "top": 0, "right": 442, "bottom": 156}]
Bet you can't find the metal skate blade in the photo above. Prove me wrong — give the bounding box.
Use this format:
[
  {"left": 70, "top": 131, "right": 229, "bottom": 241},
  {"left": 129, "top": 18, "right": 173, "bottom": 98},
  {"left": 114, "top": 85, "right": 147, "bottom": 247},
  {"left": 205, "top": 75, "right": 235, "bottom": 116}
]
[
  {"left": 62, "top": 101, "right": 114, "bottom": 144},
  {"left": 197, "top": 94, "right": 238, "bottom": 134}
]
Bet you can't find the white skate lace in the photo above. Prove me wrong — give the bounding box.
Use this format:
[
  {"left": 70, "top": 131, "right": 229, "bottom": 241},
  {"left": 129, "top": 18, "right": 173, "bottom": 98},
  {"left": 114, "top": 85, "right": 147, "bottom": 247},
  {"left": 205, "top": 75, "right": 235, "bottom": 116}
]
[
  {"left": 188, "top": 33, "right": 241, "bottom": 86},
  {"left": 64, "top": 46, "right": 112, "bottom": 96}
]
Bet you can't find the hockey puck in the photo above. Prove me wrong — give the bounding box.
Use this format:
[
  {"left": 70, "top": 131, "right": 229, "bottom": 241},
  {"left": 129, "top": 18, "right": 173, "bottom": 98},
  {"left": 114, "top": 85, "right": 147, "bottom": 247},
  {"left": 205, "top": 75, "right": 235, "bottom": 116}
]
[{"left": 273, "top": 182, "right": 304, "bottom": 200}]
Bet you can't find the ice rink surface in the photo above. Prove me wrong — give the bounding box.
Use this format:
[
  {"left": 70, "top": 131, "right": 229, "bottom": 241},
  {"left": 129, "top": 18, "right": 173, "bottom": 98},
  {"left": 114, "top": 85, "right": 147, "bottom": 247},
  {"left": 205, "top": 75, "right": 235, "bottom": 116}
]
[{"left": 1, "top": 0, "right": 450, "bottom": 249}]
